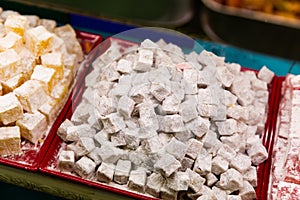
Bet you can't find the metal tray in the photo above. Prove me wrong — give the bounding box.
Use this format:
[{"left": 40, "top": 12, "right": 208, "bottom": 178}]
[
  {"left": 0, "top": 31, "right": 103, "bottom": 171},
  {"left": 200, "top": 0, "right": 300, "bottom": 61}
]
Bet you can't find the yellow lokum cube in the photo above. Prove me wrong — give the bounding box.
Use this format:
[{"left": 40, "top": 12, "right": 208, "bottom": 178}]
[
  {"left": 17, "top": 47, "right": 36, "bottom": 78},
  {"left": 4, "top": 14, "right": 28, "bottom": 36},
  {"left": 0, "top": 126, "right": 21, "bottom": 156},
  {"left": 55, "top": 24, "right": 83, "bottom": 62},
  {"left": 50, "top": 81, "right": 68, "bottom": 104},
  {"left": 0, "top": 49, "right": 20, "bottom": 80},
  {"left": 38, "top": 96, "right": 60, "bottom": 123},
  {"left": 0, "top": 31, "right": 23, "bottom": 52},
  {"left": 24, "top": 26, "right": 53, "bottom": 56},
  {"left": 30, "top": 65, "right": 58, "bottom": 93},
  {"left": 14, "top": 79, "right": 48, "bottom": 113},
  {"left": 16, "top": 111, "right": 47, "bottom": 144},
  {"left": 1, "top": 73, "right": 27, "bottom": 94},
  {"left": 41, "top": 52, "right": 64, "bottom": 80},
  {"left": 0, "top": 92, "right": 23, "bottom": 125}
]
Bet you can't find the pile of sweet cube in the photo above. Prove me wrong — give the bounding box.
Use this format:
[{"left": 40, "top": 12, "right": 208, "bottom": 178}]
[{"left": 0, "top": 8, "right": 83, "bottom": 156}]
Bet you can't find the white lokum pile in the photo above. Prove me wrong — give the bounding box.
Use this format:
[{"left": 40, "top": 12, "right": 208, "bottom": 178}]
[
  {"left": 269, "top": 74, "right": 300, "bottom": 200},
  {"left": 0, "top": 7, "right": 83, "bottom": 156},
  {"left": 57, "top": 38, "right": 274, "bottom": 199}
]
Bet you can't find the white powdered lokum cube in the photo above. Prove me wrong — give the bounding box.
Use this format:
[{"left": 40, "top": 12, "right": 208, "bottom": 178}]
[
  {"left": 179, "top": 99, "right": 198, "bottom": 122},
  {"left": 182, "top": 67, "right": 198, "bottom": 95},
  {"left": 239, "top": 181, "right": 256, "bottom": 200},
  {"left": 216, "top": 66, "right": 235, "bottom": 87},
  {"left": 227, "top": 195, "right": 242, "bottom": 200},
  {"left": 87, "top": 147, "right": 102, "bottom": 165},
  {"left": 251, "top": 78, "right": 268, "bottom": 91},
  {"left": 226, "top": 105, "right": 249, "bottom": 121},
  {"left": 111, "top": 132, "right": 126, "bottom": 147},
  {"left": 101, "top": 113, "right": 126, "bottom": 134},
  {"left": 134, "top": 49, "right": 153, "bottom": 72},
  {"left": 220, "top": 133, "right": 244, "bottom": 153},
  {"left": 65, "top": 124, "right": 96, "bottom": 142},
  {"left": 180, "top": 156, "right": 194, "bottom": 172},
  {"left": 116, "top": 58, "right": 132, "bottom": 74},
  {"left": 185, "top": 138, "right": 203, "bottom": 160},
  {"left": 211, "top": 155, "right": 229, "bottom": 175},
  {"left": 161, "top": 182, "right": 178, "bottom": 200},
  {"left": 174, "top": 130, "right": 194, "bottom": 143},
  {"left": 201, "top": 130, "right": 218, "bottom": 149},
  {"left": 0, "top": 92, "right": 23, "bottom": 125},
  {"left": 128, "top": 167, "right": 147, "bottom": 193},
  {"left": 74, "top": 137, "right": 95, "bottom": 157},
  {"left": 206, "top": 172, "right": 218, "bottom": 187},
  {"left": 218, "top": 168, "right": 243, "bottom": 192},
  {"left": 110, "top": 82, "right": 131, "bottom": 97},
  {"left": 170, "top": 81, "right": 185, "bottom": 102},
  {"left": 165, "top": 137, "right": 188, "bottom": 161},
  {"left": 16, "top": 111, "right": 47, "bottom": 144},
  {"left": 94, "top": 81, "right": 114, "bottom": 97},
  {"left": 58, "top": 150, "right": 75, "bottom": 172},
  {"left": 186, "top": 168, "right": 205, "bottom": 193},
  {"left": 161, "top": 95, "right": 180, "bottom": 114},
  {"left": 93, "top": 130, "right": 109, "bottom": 146},
  {"left": 150, "top": 82, "right": 171, "bottom": 102},
  {"left": 94, "top": 96, "right": 117, "bottom": 117},
  {"left": 217, "top": 143, "right": 237, "bottom": 162},
  {"left": 146, "top": 172, "right": 165, "bottom": 197},
  {"left": 117, "top": 95, "right": 135, "bottom": 119},
  {"left": 257, "top": 66, "right": 274, "bottom": 84},
  {"left": 142, "top": 134, "right": 164, "bottom": 154},
  {"left": 216, "top": 119, "right": 237, "bottom": 136},
  {"left": 194, "top": 149, "right": 212, "bottom": 175},
  {"left": 97, "top": 162, "right": 115, "bottom": 183},
  {"left": 226, "top": 63, "right": 241, "bottom": 76},
  {"left": 246, "top": 142, "right": 268, "bottom": 165},
  {"left": 166, "top": 171, "right": 190, "bottom": 191},
  {"left": 98, "top": 143, "right": 124, "bottom": 163},
  {"left": 74, "top": 156, "right": 96, "bottom": 179},
  {"left": 100, "top": 61, "right": 120, "bottom": 82},
  {"left": 212, "top": 186, "right": 227, "bottom": 200},
  {"left": 159, "top": 114, "right": 185, "bottom": 133},
  {"left": 114, "top": 159, "right": 132, "bottom": 185},
  {"left": 138, "top": 100, "right": 159, "bottom": 129},
  {"left": 129, "top": 82, "right": 151, "bottom": 104},
  {"left": 186, "top": 116, "right": 210, "bottom": 138},
  {"left": 154, "top": 153, "right": 181, "bottom": 177},
  {"left": 243, "top": 166, "right": 258, "bottom": 187},
  {"left": 230, "top": 153, "right": 252, "bottom": 173}
]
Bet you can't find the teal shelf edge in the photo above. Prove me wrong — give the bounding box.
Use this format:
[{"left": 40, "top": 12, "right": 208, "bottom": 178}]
[{"left": 290, "top": 63, "right": 300, "bottom": 75}]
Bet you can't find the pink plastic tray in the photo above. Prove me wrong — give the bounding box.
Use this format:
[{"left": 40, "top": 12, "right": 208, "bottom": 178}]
[{"left": 0, "top": 30, "right": 103, "bottom": 171}]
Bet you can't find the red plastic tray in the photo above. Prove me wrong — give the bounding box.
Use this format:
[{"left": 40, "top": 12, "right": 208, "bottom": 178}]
[
  {"left": 40, "top": 38, "right": 282, "bottom": 199},
  {"left": 0, "top": 30, "right": 103, "bottom": 171}
]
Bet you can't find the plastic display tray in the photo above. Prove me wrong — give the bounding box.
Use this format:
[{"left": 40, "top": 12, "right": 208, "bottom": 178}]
[
  {"left": 40, "top": 38, "right": 282, "bottom": 200},
  {"left": 0, "top": 31, "right": 103, "bottom": 172}
]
